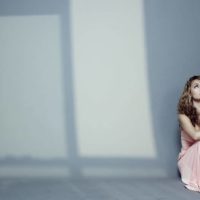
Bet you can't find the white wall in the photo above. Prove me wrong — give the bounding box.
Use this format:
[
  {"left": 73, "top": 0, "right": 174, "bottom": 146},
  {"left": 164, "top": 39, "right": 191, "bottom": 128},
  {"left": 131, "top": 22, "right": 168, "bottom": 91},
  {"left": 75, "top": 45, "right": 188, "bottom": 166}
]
[
  {"left": 0, "top": 15, "right": 67, "bottom": 159},
  {"left": 0, "top": 0, "right": 197, "bottom": 178},
  {"left": 0, "top": 1, "right": 156, "bottom": 161},
  {"left": 70, "top": 0, "right": 156, "bottom": 158},
  {"left": 1, "top": 0, "right": 200, "bottom": 180}
]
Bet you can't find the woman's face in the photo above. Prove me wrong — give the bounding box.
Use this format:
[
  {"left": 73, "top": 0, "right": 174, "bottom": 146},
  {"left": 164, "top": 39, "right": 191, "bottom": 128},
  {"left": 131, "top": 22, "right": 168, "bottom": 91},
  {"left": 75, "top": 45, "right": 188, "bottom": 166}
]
[{"left": 190, "top": 79, "right": 200, "bottom": 101}]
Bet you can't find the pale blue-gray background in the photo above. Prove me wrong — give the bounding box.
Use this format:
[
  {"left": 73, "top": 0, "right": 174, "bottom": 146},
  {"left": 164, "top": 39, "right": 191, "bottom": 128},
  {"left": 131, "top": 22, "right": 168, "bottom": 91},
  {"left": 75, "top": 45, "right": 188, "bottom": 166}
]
[{"left": 0, "top": 0, "right": 199, "bottom": 178}]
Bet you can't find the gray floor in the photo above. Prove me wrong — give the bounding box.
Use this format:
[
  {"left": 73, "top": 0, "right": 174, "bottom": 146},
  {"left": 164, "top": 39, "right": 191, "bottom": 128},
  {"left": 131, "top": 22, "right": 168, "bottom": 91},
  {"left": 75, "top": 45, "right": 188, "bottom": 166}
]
[{"left": 0, "top": 177, "right": 200, "bottom": 200}]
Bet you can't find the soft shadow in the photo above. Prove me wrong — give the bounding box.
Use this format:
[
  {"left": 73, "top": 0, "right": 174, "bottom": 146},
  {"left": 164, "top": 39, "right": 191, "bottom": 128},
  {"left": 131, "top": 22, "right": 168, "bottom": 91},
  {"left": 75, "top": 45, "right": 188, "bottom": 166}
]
[{"left": 143, "top": 0, "right": 200, "bottom": 177}]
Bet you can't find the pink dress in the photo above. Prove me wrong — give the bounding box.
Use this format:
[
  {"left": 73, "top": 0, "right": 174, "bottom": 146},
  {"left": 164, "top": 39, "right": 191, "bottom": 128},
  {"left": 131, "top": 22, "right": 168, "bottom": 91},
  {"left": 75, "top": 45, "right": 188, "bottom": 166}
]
[{"left": 177, "top": 129, "right": 200, "bottom": 192}]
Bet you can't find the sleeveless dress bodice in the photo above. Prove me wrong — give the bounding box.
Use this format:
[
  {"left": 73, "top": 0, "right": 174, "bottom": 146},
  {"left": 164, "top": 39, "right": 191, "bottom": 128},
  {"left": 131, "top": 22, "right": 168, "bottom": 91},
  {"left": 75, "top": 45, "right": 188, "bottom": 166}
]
[
  {"left": 177, "top": 129, "right": 200, "bottom": 192},
  {"left": 178, "top": 129, "right": 195, "bottom": 160}
]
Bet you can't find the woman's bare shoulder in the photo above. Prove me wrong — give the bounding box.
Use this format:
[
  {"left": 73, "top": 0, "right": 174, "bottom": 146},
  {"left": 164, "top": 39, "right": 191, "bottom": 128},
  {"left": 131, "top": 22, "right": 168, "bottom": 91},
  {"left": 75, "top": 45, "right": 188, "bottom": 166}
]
[
  {"left": 178, "top": 113, "right": 189, "bottom": 121},
  {"left": 178, "top": 113, "right": 198, "bottom": 140},
  {"left": 178, "top": 114, "right": 199, "bottom": 128}
]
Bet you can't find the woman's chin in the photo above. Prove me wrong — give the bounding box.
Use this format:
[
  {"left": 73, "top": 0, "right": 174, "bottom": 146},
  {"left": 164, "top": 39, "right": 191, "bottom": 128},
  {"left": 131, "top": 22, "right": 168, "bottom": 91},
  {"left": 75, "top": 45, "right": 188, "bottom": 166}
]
[{"left": 193, "top": 98, "right": 200, "bottom": 102}]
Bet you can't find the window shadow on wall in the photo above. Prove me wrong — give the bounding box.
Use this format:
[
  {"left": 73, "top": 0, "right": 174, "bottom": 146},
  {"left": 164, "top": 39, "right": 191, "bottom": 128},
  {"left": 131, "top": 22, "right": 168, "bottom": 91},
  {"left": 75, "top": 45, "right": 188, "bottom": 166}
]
[{"left": 2, "top": 0, "right": 200, "bottom": 178}]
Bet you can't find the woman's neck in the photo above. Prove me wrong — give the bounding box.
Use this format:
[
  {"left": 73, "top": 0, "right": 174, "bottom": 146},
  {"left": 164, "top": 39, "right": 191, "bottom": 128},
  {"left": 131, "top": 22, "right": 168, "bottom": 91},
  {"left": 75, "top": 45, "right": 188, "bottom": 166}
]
[{"left": 193, "top": 100, "right": 200, "bottom": 106}]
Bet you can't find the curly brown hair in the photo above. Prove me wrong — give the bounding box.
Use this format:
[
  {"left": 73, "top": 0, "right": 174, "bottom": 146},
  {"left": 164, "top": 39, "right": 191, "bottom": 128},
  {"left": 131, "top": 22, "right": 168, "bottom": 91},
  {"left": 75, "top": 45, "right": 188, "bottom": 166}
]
[{"left": 177, "top": 75, "right": 200, "bottom": 126}]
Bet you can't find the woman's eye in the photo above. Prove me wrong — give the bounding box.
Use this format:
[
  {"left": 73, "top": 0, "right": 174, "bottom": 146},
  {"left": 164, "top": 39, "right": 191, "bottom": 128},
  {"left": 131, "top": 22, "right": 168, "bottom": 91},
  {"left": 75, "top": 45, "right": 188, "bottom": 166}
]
[{"left": 194, "top": 85, "right": 199, "bottom": 88}]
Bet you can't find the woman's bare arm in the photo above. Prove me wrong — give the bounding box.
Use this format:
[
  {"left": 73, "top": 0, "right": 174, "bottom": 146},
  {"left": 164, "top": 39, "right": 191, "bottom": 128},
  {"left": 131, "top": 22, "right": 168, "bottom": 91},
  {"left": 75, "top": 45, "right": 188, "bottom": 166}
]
[{"left": 178, "top": 114, "right": 200, "bottom": 141}]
